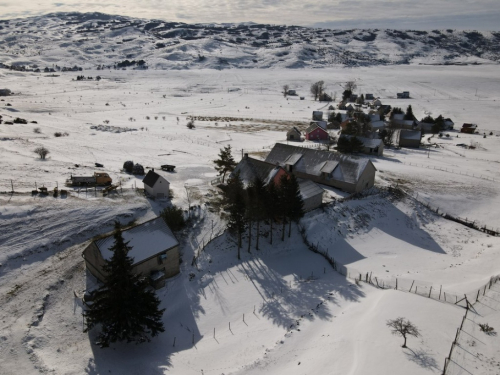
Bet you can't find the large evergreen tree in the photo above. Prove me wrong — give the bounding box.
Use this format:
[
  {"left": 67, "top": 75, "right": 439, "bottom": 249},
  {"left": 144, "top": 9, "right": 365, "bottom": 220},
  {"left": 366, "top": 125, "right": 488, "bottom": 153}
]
[
  {"left": 84, "top": 222, "right": 165, "bottom": 347},
  {"left": 224, "top": 173, "right": 246, "bottom": 259},
  {"left": 404, "top": 105, "right": 415, "bottom": 121},
  {"left": 251, "top": 177, "right": 267, "bottom": 250},
  {"left": 213, "top": 145, "right": 237, "bottom": 184},
  {"left": 265, "top": 181, "right": 280, "bottom": 245},
  {"left": 285, "top": 174, "right": 304, "bottom": 237}
]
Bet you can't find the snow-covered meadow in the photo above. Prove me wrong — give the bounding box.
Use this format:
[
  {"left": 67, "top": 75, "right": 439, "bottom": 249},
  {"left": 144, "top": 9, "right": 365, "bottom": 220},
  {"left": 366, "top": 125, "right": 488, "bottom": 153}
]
[{"left": 1, "top": 64, "right": 500, "bottom": 374}]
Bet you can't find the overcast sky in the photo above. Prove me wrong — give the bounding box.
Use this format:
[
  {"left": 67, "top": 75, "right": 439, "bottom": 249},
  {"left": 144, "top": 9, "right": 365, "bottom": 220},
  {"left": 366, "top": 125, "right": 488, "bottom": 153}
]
[{"left": 1, "top": 0, "right": 499, "bottom": 30}]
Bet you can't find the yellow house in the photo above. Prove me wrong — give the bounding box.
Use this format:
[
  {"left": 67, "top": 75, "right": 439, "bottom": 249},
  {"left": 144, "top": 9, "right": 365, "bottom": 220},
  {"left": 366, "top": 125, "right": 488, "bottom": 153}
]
[{"left": 82, "top": 217, "right": 180, "bottom": 289}]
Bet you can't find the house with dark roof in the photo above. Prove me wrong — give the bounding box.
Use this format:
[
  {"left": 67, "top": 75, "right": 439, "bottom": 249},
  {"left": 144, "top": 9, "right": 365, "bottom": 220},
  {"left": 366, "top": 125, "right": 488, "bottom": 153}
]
[
  {"left": 265, "top": 143, "right": 376, "bottom": 193},
  {"left": 305, "top": 124, "right": 329, "bottom": 141},
  {"left": 461, "top": 123, "right": 477, "bottom": 134},
  {"left": 339, "top": 135, "right": 384, "bottom": 156},
  {"left": 398, "top": 129, "right": 421, "bottom": 148},
  {"left": 232, "top": 154, "right": 324, "bottom": 212},
  {"left": 82, "top": 217, "right": 180, "bottom": 289},
  {"left": 142, "top": 169, "right": 170, "bottom": 199},
  {"left": 286, "top": 127, "right": 302, "bottom": 141}
]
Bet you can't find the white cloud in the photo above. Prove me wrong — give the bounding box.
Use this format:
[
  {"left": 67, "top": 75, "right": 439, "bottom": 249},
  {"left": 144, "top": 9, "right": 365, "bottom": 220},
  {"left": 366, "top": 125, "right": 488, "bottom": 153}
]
[{"left": 0, "top": 0, "right": 498, "bottom": 30}]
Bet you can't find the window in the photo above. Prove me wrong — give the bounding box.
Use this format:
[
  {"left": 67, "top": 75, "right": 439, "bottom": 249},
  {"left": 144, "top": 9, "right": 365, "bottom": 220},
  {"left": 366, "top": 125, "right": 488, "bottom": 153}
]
[{"left": 157, "top": 253, "right": 167, "bottom": 264}]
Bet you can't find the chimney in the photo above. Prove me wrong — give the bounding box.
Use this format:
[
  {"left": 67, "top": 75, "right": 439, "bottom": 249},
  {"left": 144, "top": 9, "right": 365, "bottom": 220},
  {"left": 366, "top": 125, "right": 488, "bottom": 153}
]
[{"left": 244, "top": 153, "right": 248, "bottom": 159}]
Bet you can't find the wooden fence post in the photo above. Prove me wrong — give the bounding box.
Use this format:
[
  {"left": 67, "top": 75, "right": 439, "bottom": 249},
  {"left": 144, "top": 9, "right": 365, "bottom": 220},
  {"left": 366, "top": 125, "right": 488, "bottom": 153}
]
[
  {"left": 428, "top": 286, "right": 432, "bottom": 298},
  {"left": 439, "top": 285, "right": 442, "bottom": 300},
  {"left": 395, "top": 278, "right": 398, "bottom": 290},
  {"left": 409, "top": 280, "right": 415, "bottom": 292}
]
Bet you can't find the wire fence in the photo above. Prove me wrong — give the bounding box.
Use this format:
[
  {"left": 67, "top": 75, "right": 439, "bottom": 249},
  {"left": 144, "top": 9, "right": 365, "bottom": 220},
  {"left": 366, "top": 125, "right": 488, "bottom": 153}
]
[
  {"left": 393, "top": 186, "right": 500, "bottom": 236},
  {"left": 400, "top": 161, "right": 496, "bottom": 182},
  {"left": 298, "top": 220, "right": 500, "bottom": 311},
  {"left": 443, "top": 276, "right": 500, "bottom": 375}
]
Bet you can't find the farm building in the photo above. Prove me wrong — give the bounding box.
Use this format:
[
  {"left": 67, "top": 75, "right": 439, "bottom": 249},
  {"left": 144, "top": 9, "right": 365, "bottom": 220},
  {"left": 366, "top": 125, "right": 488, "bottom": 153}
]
[
  {"left": 231, "top": 155, "right": 324, "bottom": 212},
  {"left": 417, "top": 122, "right": 434, "bottom": 133},
  {"left": 398, "top": 129, "right": 422, "bottom": 148},
  {"left": 82, "top": 217, "right": 180, "bottom": 289},
  {"left": 265, "top": 143, "right": 377, "bottom": 193},
  {"left": 369, "top": 120, "right": 385, "bottom": 132},
  {"left": 142, "top": 169, "right": 170, "bottom": 199},
  {"left": 305, "top": 124, "right": 329, "bottom": 141},
  {"left": 444, "top": 118, "right": 454, "bottom": 130},
  {"left": 0, "top": 89, "right": 11, "bottom": 96},
  {"left": 312, "top": 111, "right": 323, "bottom": 121},
  {"left": 287, "top": 89, "right": 296, "bottom": 96},
  {"left": 339, "top": 135, "right": 384, "bottom": 156},
  {"left": 232, "top": 154, "right": 288, "bottom": 188},
  {"left": 310, "top": 120, "right": 327, "bottom": 129},
  {"left": 286, "top": 127, "right": 302, "bottom": 141},
  {"left": 365, "top": 94, "right": 374, "bottom": 100},
  {"left": 397, "top": 91, "right": 410, "bottom": 99},
  {"left": 461, "top": 123, "right": 478, "bottom": 134}
]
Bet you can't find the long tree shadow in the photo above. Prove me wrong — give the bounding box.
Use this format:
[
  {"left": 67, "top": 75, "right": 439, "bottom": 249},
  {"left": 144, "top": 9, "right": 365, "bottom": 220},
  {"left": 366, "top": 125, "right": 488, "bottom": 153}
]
[
  {"left": 404, "top": 347, "right": 440, "bottom": 371},
  {"left": 233, "top": 246, "right": 366, "bottom": 329}
]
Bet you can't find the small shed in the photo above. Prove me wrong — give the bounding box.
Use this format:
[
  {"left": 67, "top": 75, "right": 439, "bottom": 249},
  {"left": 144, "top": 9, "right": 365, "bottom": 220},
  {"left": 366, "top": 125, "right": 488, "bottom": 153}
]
[
  {"left": 340, "top": 135, "right": 384, "bottom": 156},
  {"left": 287, "top": 89, "right": 296, "bottom": 96},
  {"left": 444, "top": 118, "right": 454, "bottom": 130},
  {"left": 312, "top": 111, "right": 323, "bottom": 121},
  {"left": 365, "top": 94, "right": 374, "bottom": 100},
  {"left": 399, "top": 129, "right": 421, "bottom": 148},
  {"left": 82, "top": 217, "right": 180, "bottom": 289},
  {"left": 142, "top": 169, "right": 170, "bottom": 199},
  {"left": 0, "top": 89, "right": 11, "bottom": 96},
  {"left": 461, "top": 123, "right": 477, "bottom": 134},
  {"left": 286, "top": 127, "right": 302, "bottom": 141},
  {"left": 298, "top": 179, "right": 324, "bottom": 212}
]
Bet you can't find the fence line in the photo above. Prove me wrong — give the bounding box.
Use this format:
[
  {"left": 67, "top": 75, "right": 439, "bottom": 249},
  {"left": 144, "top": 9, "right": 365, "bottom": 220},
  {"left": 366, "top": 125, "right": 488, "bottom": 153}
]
[
  {"left": 298, "top": 221, "right": 500, "bottom": 311},
  {"left": 401, "top": 161, "right": 496, "bottom": 182},
  {"left": 442, "top": 276, "right": 500, "bottom": 375},
  {"left": 391, "top": 186, "right": 500, "bottom": 236}
]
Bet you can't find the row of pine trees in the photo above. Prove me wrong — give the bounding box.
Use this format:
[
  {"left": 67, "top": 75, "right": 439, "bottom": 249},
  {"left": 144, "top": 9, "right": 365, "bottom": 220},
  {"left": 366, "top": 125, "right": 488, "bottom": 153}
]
[{"left": 222, "top": 172, "right": 305, "bottom": 259}]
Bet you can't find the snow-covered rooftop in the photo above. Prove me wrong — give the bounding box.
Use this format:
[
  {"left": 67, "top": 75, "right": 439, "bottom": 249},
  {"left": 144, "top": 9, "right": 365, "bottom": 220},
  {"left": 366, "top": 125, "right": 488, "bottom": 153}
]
[{"left": 96, "top": 218, "right": 178, "bottom": 264}]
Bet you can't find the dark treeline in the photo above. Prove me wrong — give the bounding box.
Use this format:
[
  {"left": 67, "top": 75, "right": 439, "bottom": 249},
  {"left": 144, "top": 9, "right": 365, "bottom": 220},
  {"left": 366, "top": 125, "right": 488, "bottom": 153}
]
[{"left": 222, "top": 173, "right": 304, "bottom": 260}]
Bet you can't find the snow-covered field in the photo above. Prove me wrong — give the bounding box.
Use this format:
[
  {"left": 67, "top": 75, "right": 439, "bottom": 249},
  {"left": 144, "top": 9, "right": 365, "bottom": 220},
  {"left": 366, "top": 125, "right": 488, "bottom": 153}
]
[{"left": 1, "top": 65, "right": 500, "bottom": 374}]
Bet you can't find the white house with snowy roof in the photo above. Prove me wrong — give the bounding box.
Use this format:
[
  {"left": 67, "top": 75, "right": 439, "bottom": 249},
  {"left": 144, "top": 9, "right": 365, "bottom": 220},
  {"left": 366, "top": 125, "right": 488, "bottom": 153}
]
[
  {"left": 142, "top": 169, "right": 170, "bottom": 199},
  {"left": 82, "top": 217, "right": 180, "bottom": 288}
]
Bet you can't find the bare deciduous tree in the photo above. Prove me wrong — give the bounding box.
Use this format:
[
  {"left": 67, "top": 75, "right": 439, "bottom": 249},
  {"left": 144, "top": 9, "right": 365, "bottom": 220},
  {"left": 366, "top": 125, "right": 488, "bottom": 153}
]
[
  {"left": 34, "top": 146, "right": 50, "bottom": 160},
  {"left": 310, "top": 81, "right": 325, "bottom": 101},
  {"left": 344, "top": 80, "right": 357, "bottom": 92},
  {"left": 283, "top": 84, "right": 289, "bottom": 97},
  {"left": 387, "top": 317, "right": 420, "bottom": 348}
]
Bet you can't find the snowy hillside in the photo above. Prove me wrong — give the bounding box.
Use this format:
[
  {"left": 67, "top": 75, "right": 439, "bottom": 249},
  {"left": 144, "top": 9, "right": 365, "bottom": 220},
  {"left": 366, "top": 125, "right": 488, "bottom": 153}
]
[{"left": 1, "top": 12, "right": 499, "bottom": 71}]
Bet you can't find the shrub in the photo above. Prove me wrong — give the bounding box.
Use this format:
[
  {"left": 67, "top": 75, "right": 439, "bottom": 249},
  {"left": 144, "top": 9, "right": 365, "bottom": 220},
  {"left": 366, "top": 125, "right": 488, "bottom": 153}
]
[
  {"left": 33, "top": 127, "right": 41, "bottom": 134},
  {"left": 479, "top": 323, "right": 495, "bottom": 335},
  {"left": 160, "top": 205, "right": 186, "bottom": 231},
  {"left": 34, "top": 146, "right": 50, "bottom": 159},
  {"left": 186, "top": 119, "right": 195, "bottom": 129},
  {"left": 123, "top": 160, "right": 134, "bottom": 173},
  {"left": 54, "top": 132, "right": 62, "bottom": 137},
  {"left": 13, "top": 117, "right": 28, "bottom": 124},
  {"left": 132, "top": 163, "right": 144, "bottom": 175}
]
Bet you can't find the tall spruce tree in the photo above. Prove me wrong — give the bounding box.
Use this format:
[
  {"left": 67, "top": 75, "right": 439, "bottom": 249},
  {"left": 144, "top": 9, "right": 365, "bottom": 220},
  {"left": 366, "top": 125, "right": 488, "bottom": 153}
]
[
  {"left": 213, "top": 145, "right": 236, "bottom": 184},
  {"left": 251, "top": 177, "right": 267, "bottom": 250},
  {"left": 225, "top": 173, "right": 246, "bottom": 259},
  {"left": 84, "top": 222, "right": 165, "bottom": 347},
  {"left": 285, "top": 174, "right": 304, "bottom": 237},
  {"left": 265, "top": 181, "right": 280, "bottom": 245}
]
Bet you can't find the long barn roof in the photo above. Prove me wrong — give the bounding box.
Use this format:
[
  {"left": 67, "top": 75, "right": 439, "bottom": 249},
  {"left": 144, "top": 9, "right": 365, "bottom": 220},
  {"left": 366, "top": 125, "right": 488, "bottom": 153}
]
[{"left": 265, "top": 143, "right": 371, "bottom": 185}]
